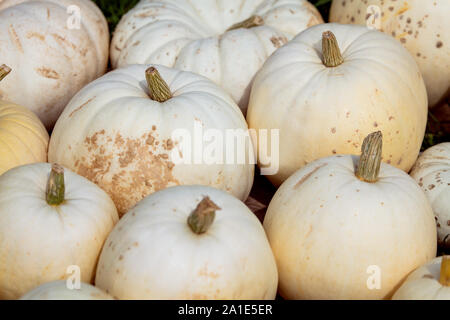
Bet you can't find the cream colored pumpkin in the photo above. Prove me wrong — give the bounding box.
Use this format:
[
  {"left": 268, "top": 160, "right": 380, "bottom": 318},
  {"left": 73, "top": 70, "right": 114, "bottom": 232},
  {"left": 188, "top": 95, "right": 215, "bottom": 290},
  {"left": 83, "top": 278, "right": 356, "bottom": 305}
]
[
  {"left": 48, "top": 64, "right": 255, "bottom": 216},
  {"left": 410, "top": 142, "right": 450, "bottom": 249},
  {"left": 263, "top": 132, "right": 437, "bottom": 299},
  {"left": 0, "top": 163, "right": 119, "bottom": 300},
  {"left": 247, "top": 23, "right": 428, "bottom": 186},
  {"left": 0, "top": 0, "right": 109, "bottom": 129},
  {"left": 329, "top": 0, "right": 450, "bottom": 107},
  {"left": 0, "top": 65, "right": 49, "bottom": 175},
  {"left": 111, "top": 0, "right": 323, "bottom": 113},
  {"left": 392, "top": 256, "right": 450, "bottom": 300},
  {"left": 95, "top": 185, "right": 278, "bottom": 300},
  {"left": 20, "top": 280, "right": 114, "bottom": 300}
]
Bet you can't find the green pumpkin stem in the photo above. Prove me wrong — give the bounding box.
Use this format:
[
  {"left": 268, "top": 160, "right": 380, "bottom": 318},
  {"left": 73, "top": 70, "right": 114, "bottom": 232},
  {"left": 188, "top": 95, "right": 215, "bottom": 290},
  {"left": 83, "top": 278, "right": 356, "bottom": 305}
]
[
  {"left": 440, "top": 256, "right": 450, "bottom": 286},
  {"left": 227, "top": 15, "right": 264, "bottom": 31},
  {"left": 322, "top": 31, "right": 344, "bottom": 67},
  {"left": 356, "top": 131, "right": 383, "bottom": 183},
  {"left": 187, "top": 197, "right": 221, "bottom": 234},
  {"left": 145, "top": 67, "right": 172, "bottom": 102},
  {"left": 0, "top": 64, "right": 11, "bottom": 82},
  {"left": 46, "top": 163, "right": 65, "bottom": 206}
]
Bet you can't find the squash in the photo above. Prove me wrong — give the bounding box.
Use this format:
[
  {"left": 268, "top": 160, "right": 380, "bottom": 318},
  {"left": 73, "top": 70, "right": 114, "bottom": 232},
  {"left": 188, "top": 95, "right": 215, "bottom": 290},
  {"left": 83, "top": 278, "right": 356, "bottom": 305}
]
[
  {"left": 110, "top": 0, "right": 323, "bottom": 114},
  {"left": 0, "top": 0, "right": 109, "bottom": 129},
  {"left": 329, "top": 0, "right": 450, "bottom": 108},
  {"left": 410, "top": 142, "right": 450, "bottom": 249},
  {"left": 263, "top": 132, "right": 437, "bottom": 299},
  {"left": 0, "top": 65, "right": 49, "bottom": 175},
  {"left": 95, "top": 185, "right": 278, "bottom": 300},
  {"left": 20, "top": 280, "right": 114, "bottom": 300},
  {"left": 48, "top": 65, "right": 255, "bottom": 216},
  {"left": 0, "top": 163, "right": 119, "bottom": 300},
  {"left": 392, "top": 256, "right": 450, "bottom": 300},
  {"left": 247, "top": 23, "right": 428, "bottom": 186}
]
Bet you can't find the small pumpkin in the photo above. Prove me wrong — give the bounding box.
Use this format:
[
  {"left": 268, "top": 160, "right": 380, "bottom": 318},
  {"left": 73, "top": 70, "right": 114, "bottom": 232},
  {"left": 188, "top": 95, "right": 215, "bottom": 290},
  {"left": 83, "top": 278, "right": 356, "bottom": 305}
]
[
  {"left": 95, "top": 185, "right": 278, "bottom": 300},
  {"left": 410, "top": 142, "right": 450, "bottom": 249},
  {"left": 247, "top": 23, "right": 428, "bottom": 186},
  {"left": 0, "top": 0, "right": 109, "bottom": 129},
  {"left": 329, "top": 0, "right": 450, "bottom": 107},
  {"left": 392, "top": 256, "right": 450, "bottom": 300},
  {"left": 20, "top": 280, "right": 114, "bottom": 300},
  {"left": 0, "top": 163, "right": 118, "bottom": 300},
  {"left": 111, "top": 0, "right": 323, "bottom": 113},
  {"left": 0, "top": 65, "right": 49, "bottom": 175},
  {"left": 48, "top": 65, "right": 255, "bottom": 216},
  {"left": 263, "top": 132, "right": 437, "bottom": 299}
]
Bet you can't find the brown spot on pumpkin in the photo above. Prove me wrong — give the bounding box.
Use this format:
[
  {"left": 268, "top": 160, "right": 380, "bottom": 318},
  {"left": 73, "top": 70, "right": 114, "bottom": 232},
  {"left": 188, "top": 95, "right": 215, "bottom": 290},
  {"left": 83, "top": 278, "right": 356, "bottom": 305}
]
[
  {"left": 447, "top": 221, "right": 450, "bottom": 226},
  {"left": 436, "top": 41, "right": 443, "bottom": 48},
  {"left": 8, "top": 25, "right": 23, "bottom": 53},
  {"left": 26, "top": 32, "right": 45, "bottom": 41},
  {"left": 118, "top": 255, "right": 124, "bottom": 261},
  {"left": 428, "top": 184, "right": 435, "bottom": 190},
  {"left": 294, "top": 163, "right": 327, "bottom": 189},
  {"left": 270, "top": 36, "right": 288, "bottom": 48},
  {"left": 69, "top": 97, "right": 96, "bottom": 117},
  {"left": 36, "top": 67, "right": 59, "bottom": 79},
  {"left": 422, "top": 274, "right": 434, "bottom": 279},
  {"left": 331, "top": 127, "right": 336, "bottom": 133}
]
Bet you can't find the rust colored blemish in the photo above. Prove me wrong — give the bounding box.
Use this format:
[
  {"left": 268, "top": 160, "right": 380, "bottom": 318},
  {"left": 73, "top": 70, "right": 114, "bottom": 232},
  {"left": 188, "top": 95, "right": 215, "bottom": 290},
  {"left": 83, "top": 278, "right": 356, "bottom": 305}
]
[
  {"left": 69, "top": 97, "right": 96, "bottom": 117},
  {"left": 26, "top": 32, "right": 45, "bottom": 41},
  {"left": 9, "top": 25, "right": 23, "bottom": 53},
  {"left": 36, "top": 67, "right": 59, "bottom": 79},
  {"left": 270, "top": 36, "right": 288, "bottom": 48},
  {"left": 294, "top": 163, "right": 327, "bottom": 189}
]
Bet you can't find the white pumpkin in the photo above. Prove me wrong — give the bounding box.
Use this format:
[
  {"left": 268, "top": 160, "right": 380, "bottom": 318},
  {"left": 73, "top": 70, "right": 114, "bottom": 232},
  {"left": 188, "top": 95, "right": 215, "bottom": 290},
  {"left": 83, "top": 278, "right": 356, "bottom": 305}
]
[
  {"left": 0, "top": 0, "right": 109, "bottom": 129},
  {"left": 392, "top": 256, "right": 450, "bottom": 300},
  {"left": 247, "top": 23, "right": 428, "bottom": 186},
  {"left": 48, "top": 64, "right": 255, "bottom": 216},
  {"left": 95, "top": 185, "right": 278, "bottom": 300},
  {"left": 329, "top": 0, "right": 450, "bottom": 107},
  {"left": 410, "top": 142, "right": 450, "bottom": 249},
  {"left": 0, "top": 163, "right": 119, "bottom": 300},
  {"left": 263, "top": 132, "right": 437, "bottom": 299},
  {"left": 20, "top": 280, "right": 114, "bottom": 300},
  {"left": 110, "top": 0, "right": 323, "bottom": 113}
]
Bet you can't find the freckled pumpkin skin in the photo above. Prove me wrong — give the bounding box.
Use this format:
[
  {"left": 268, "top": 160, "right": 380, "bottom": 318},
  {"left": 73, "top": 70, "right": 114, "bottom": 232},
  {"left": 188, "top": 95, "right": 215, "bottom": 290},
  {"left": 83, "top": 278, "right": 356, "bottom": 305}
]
[
  {"left": 111, "top": 0, "right": 323, "bottom": 114},
  {"left": 247, "top": 23, "right": 428, "bottom": 186},
  {"left": 410, "top": 143, "right": 450, "bottom": 249},
  {"left": 264, "top": 155, "right": 437, "bottom": 300},
  {"left": 95, "top": 185, "right": 278, "bottom": 300},
  {"left": 48, "top": 65, "right": 254, "bottom": 216},
  {"left": 0, "top": 101, "right": 49, "bottom": 175},
  {"left": 330, "top": 0, "right": 450, "bottom": 107},
  {"left": 0, "top": 0, "right": 109, "bottom": 129}
]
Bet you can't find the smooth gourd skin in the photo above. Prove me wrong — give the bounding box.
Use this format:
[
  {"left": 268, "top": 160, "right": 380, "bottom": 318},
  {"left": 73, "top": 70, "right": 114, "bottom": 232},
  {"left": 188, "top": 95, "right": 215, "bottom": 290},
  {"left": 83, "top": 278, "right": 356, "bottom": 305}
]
[
  {"left": 0, "top": 101, "right": 49, "bottom": 175},
  {"left": 263, "top": 155, "right": 437, "bottom": 300},
  {"left": 95, "top": 185, "right": 278, "bottom": 300},
  {"left": 110, "top": 0, "right": 323, "bottom": 113},
  {"left": 329, "top": 0, "right": 450, "bottom": 107},
  {"left": 410, "top": 143, "right": 450, "bottom": 249},
  {"left": 247, "top": 23, "right": 428, "bottom": 186},
  {"left": 48, "top": 64, "right": 255, "bottom": 216},
  {"left": 0, "top": 163, "right": 119, "bottom": 300},
  {"left": 0, "top": 0, "right": 109, "bottom": 129}
]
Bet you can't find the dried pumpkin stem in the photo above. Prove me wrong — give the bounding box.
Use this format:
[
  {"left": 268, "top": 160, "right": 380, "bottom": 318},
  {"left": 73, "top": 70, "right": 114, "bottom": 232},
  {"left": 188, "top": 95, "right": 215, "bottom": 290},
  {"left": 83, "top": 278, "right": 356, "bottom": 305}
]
[
  {"left": 46, "top": 163, "right": 65, "bottom": 206},
  {"left": 145, "top": 67, "right": 172, "bottom": 102},
  {"left": 356, "top": 131, "right": 383, "bottom": 183},
  {"left": 322, "top": 31, "right": 344, "bottom": 67},
  {"left": 227, "top": 15, "right": 264, "bottom": 31},
  {"left": 187, "top": 196, "right": 221, "bottom": 234},
  {"left": 440, "top": 256, "right": 450, "bottom": 286},
  {"left": 0, "top": 64, "right": 11, "bottom": 82}
]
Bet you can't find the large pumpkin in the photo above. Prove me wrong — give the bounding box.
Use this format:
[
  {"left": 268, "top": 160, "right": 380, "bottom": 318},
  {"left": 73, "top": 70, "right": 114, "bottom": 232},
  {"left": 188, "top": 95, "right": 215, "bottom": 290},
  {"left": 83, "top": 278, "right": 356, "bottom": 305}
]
[
  {"left": 48, "top": 65, "right": 254, "bottom": 215},
  {"left": 410, "top": 142, "right": 450, "bottom": 249},
  {"left": 329, "top": 0, "right": 450, "bottom": 107},
  {"left": 110, "top": 0, "right": 323, "bottom": 113},
  {"left": 0, "top": 65, "right": 48, "bottom": 175},
  {"left": 0, "top": 163, "right": 118, "bottom": 300},
  {"left": 0, "top": 0, "right": 109, "bottom": 129},
  {"left": 263, "top": 132, "right": 437, "bottom": 299},
  {"left": 95, "top": 185, "right": 278, "bottom": 300},
  {"left": 247, "top": 23, "right": 428, "bottom": 186}
]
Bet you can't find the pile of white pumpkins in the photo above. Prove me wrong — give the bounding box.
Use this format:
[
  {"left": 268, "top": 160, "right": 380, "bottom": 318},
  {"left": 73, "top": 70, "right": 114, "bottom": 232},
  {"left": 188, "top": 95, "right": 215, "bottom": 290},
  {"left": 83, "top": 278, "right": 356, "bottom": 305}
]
[{"left": 0, "top": 0, "right": 448, "bottom": 300}]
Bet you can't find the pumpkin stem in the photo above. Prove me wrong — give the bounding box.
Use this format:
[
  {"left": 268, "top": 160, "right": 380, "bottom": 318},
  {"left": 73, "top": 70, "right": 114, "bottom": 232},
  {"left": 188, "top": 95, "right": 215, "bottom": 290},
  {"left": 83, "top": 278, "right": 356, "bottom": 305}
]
[
  {"left": 46, "top": 163, "right": 65, "bottom": 206},
  {"left": 187, "top": 196, "right": 221, "bottom": 234},
  {"left": 440, "top": 256, "right": 450, "bottom": 286},
  {"left": 355, "top": 131, "right": 383, "bottom": 183},
  {"left": 227, "top": 15, "right": 264, "bottom": 31},
  {"left": 0, "top": 64, "right": 11, "bottom": 82},
  {"left": 145, "top": 67, "right": 172, "bottom": 102},
  {"left": 322, "top": 31, "right": 344, "bottom": 67}
]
